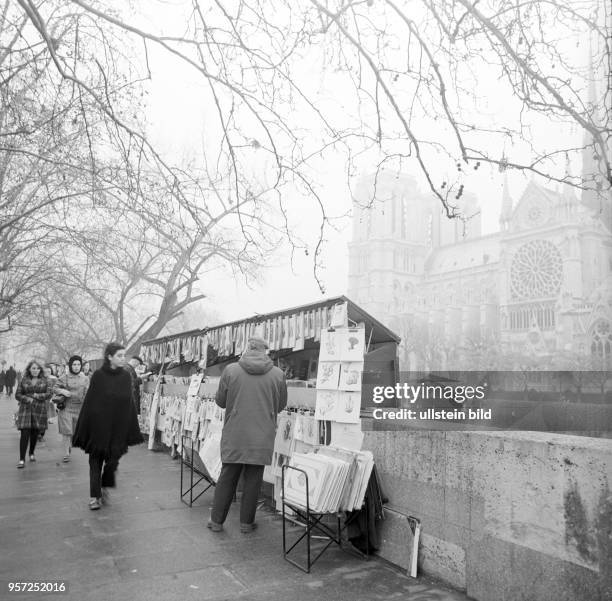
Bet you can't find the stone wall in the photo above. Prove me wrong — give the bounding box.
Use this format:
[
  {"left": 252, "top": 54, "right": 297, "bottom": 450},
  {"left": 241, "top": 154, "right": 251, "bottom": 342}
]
[{"left": 362, "top": 429, "right": 612, "bottom": 601}]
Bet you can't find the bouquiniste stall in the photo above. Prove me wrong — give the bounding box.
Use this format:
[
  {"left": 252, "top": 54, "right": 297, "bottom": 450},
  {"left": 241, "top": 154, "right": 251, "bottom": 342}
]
[{"left": 138, "top": 296, "right": 400, "bottom": 569}]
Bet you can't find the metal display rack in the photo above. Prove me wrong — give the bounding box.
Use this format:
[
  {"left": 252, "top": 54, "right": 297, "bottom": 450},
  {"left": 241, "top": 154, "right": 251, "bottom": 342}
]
[
  {"left": 180, "top": 434, "right": 215, "bottom": 507},
  {"left": 281, "top": 465, "right": 370, "bottom": 573}
]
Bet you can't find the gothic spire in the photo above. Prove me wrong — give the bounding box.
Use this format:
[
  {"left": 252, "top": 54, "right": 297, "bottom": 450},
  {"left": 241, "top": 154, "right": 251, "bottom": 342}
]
[{"left": 500, "top": 170, "right": 513, "bottom": 230}]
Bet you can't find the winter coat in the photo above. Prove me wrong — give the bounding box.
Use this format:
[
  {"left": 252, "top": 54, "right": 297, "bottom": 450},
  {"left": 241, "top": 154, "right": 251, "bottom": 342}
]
[
  {"left": 0, "top": 370, "right": 5, "bottom": 386},
  {"left": 56, "top": 372, "right": 90, "bottom": 436},
  {"left": 216, "top": 350, "right": 287, "bottom": 465},
  {"left": 15, "top": 375, "right": 52, "bottom": 431},
  {"left": 124, "top": 364, "right": 142, "bottom": 413},
  {"left": 5, "top": 367, "right": 16, "bottom": 386},
  {"left": 72, "top": 364, "right": 144, "bottom": 457}
]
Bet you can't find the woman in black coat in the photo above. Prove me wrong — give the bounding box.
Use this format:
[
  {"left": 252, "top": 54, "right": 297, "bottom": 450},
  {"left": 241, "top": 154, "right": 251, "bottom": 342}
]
[{"left": 72, "top": 342, "right": 143, "bottom": 510}]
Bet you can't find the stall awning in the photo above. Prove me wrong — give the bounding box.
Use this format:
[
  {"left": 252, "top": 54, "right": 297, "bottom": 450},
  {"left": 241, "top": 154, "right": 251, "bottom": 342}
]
[{"left": 140, "top": 295, "right": 400, "bottom": 365}]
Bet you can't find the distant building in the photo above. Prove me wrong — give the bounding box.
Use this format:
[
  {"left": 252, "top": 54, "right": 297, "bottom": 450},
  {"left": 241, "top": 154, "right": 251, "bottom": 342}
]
[{"left": 347, "top": 170, "right": 612, "bottom": 371}]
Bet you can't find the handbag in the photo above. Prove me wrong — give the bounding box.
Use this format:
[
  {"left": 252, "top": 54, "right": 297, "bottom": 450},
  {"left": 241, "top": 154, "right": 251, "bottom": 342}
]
[{"left": 51, "top": 393, "right": 67, "bottom": 411}]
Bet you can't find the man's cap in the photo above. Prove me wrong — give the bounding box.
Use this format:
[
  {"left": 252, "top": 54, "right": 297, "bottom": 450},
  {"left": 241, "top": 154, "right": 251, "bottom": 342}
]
[{"left": 247, "top": 336, "right": 269, "bottom": 350}]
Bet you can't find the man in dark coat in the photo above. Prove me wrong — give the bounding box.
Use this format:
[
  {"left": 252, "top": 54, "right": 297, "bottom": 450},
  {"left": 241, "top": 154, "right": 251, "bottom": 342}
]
[
  {"left": 208, "top": 337, "right": 287, "bottom": 533},
  {"left": 5, "top": 366, "right": 17, "bottom": 396},
  {"left": 0, "top": 368, "right": 5, "bottom": 395},
  {"left": 72, "top": 342, "right": 144, "bottom": 510}
]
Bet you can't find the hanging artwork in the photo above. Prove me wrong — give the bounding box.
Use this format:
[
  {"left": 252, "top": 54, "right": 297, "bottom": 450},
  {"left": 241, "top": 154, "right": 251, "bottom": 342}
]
[
  {"left": 340, "top": 327, "right": 366, "bottom": 361},
  {"left": 319, "top": 329, "right": 342, "bottom": 361},
  {"left": 338, "top": 362, "right": 364, "bottom": 391},
  {"left": 299, "top": 415, "right": 319, "bottom": 446},
  {"left": 314, "top": 390, "right": 339, "bottom": 421},
  {"left": 293, "top": 311, "right": 305, "bottom": 351},
  {"left": 273, "top": 411, "right": 295, "bottom": 456},
  {"left": 333, "top": 391, "right": 361, "bottom": 423},
  {"left": 314, "top": 310, "right": 322, "bottom": 341},
  {"left": 306, "top": 311, "right": 314, "bottom": 339},
  {"left": 330, "top": 302, "right": 348, "bottom": 327},
  {"left": 315, "top": 361, "right": 340, "bottom": 390}
]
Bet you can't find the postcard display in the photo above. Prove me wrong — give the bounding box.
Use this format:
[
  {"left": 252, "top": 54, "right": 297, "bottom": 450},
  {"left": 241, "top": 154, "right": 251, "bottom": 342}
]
[
  {"left": 275, "top": 317, "right": 376, "bottom": 572},
  {"left": 140, "top": 374, "right": 225, "bottom": 504}
]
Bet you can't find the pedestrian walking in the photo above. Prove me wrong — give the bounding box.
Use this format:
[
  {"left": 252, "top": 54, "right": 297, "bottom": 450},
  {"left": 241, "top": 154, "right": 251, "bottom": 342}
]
[
  {"left": 125, "top": 356, "right": 143, "bottom": 414},
  {"left": 54, "top": 355, "right": 89, "bottom": 463},
  {"left": 40, "top": 364, "right": 58, "bottom": 439},
  {"left": 72, "top": 342, "right": 143, "bottom": 510},
  {"left": 15, "top": 360, "right": 52, "bottom": 468},
  {"left": 82, "top": 362, "right": 92, "bottom": 377},
  {"left": 208, "top": 337, "right": 287, "bottom": 533},
  {"left": 5, "top": 365, "right": 17, "bottom": 396},
  {"left": 0, "top": 367, "right": 5, "bottom": 395}
]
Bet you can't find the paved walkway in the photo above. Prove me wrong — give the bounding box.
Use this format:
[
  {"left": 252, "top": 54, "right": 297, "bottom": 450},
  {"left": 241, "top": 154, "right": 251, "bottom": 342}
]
[{"left": 0, "top": 395, "right": 471, "bottom": 601}]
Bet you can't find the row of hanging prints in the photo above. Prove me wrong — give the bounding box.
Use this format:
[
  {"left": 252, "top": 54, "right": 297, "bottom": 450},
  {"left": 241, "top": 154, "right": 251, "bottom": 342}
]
[{"left": 141, "top": 302, "right": 348, "bottom": 365}]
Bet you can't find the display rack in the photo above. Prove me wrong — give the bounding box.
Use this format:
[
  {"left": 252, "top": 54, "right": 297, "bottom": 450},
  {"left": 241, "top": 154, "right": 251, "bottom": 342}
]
[
  {"left": 180, "top": 435, "right": 215, "bottom": 507},
  {"left": 280, "top": 465, "right": 370, "bottom": 573}
]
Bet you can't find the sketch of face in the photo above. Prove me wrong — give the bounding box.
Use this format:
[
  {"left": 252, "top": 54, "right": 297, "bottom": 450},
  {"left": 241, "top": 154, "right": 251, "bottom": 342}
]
[{"left": 348, "top": 337, "right": 358, "bottom": 350}]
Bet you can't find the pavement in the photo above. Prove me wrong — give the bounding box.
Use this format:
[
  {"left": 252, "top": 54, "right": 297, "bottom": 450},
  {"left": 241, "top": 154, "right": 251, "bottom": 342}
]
[{"left": 0, "top": 395, "right": 472, "bottom": 601}]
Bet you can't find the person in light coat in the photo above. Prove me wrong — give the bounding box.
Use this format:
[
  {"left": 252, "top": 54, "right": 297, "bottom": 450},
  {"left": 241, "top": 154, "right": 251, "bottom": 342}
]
[{"left": 55, "top": 355, "right": 90, "bottom": 462}]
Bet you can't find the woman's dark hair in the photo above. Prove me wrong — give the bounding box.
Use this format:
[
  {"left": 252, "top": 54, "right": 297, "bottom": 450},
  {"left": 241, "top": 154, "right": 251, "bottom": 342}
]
[
  {"left": 24, "top": 360, "right": 46, "bottom": 379},
  {"left": 103, "top": 342, "right": 125, "bottom": 367},
  {"left": 68, "top": 355, "right": 83, "bottom": 375}
]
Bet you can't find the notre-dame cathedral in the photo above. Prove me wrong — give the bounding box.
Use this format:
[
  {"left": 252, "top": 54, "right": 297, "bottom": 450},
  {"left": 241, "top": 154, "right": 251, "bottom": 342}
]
[{"left": 347, "top": 168, "right": 612, "bottom": 372}]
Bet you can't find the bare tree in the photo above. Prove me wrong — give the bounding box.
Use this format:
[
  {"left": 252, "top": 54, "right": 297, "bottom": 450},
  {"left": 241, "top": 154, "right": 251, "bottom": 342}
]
[
  {"left": 36, "top": 0, "right": 611, "bottom": 215},
  {"left": 6, "top": 0, "right": 611, "bottom": 357}
]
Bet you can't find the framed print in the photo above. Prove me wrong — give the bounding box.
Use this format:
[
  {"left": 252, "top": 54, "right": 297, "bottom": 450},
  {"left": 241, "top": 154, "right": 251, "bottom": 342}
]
[
  {"left": 273, "top": 411, "right": 295, "bottom": 456},
  {"left": 316, "top": 361, "right": 340, "bottom": 390},
  {"left": 330, "top": 302, "right": 348, "bottom": 327},
  {"left": 338, "top": 362, "right": 364, "bottom": 391},
  {"left": 340, "top": 327, "right": 366, "bottom": 361},
  {"left": 331, "top": 391, "right": 361, "bottom": 423},
  {"left": 314, "top": 389, "right": 338, "bottom": 421},
  {"left": 319, "top": 328, "right": 342, "bottom": 361}
]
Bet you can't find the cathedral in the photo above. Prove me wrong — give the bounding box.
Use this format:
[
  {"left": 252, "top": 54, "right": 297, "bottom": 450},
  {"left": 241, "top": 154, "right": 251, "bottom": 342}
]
[{"left": 347, "top": 170, "right": 612, "bottom": 372}]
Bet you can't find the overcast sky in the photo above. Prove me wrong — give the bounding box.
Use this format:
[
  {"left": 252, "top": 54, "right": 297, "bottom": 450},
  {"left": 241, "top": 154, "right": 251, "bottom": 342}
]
[{"left": 140, "top": 0, "right": 596, "bottom": 324}]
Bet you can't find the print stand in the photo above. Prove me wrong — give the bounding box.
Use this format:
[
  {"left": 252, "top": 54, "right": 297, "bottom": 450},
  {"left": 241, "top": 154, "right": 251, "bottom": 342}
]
[
  {"left": 180, "top": 435, "right": 215, "bottom": 507},
  {"left": 281, "top": 465, "right": 370, "bottom": 573}
]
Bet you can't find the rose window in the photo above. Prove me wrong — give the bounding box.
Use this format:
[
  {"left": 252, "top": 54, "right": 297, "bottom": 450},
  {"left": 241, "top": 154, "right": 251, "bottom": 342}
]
[{"left": 510, "top": 240, "right": 562, "bottom": 300}]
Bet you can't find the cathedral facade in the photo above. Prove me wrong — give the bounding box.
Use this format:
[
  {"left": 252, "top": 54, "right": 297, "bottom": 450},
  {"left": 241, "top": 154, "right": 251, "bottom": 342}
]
[{"left": 347, "top": 172, "right": 612, "bottom": 372}]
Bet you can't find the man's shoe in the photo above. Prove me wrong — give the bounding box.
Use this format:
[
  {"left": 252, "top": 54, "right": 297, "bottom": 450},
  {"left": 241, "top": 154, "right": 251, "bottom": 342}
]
[
  {"left": 29, "top": 454, "right": 36, "bottom": 462},
  {"left": 17, "top": 460, "right": 25, "bottom": 469},
  {"left": 207, "top": 520, "right": 223, "bottom": 532},
  {"left": 240, "top": 522, "right": 258, "bottom": 533},
  {"left": 89, "top": 498, "right": 101, "bottom": 510}
]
